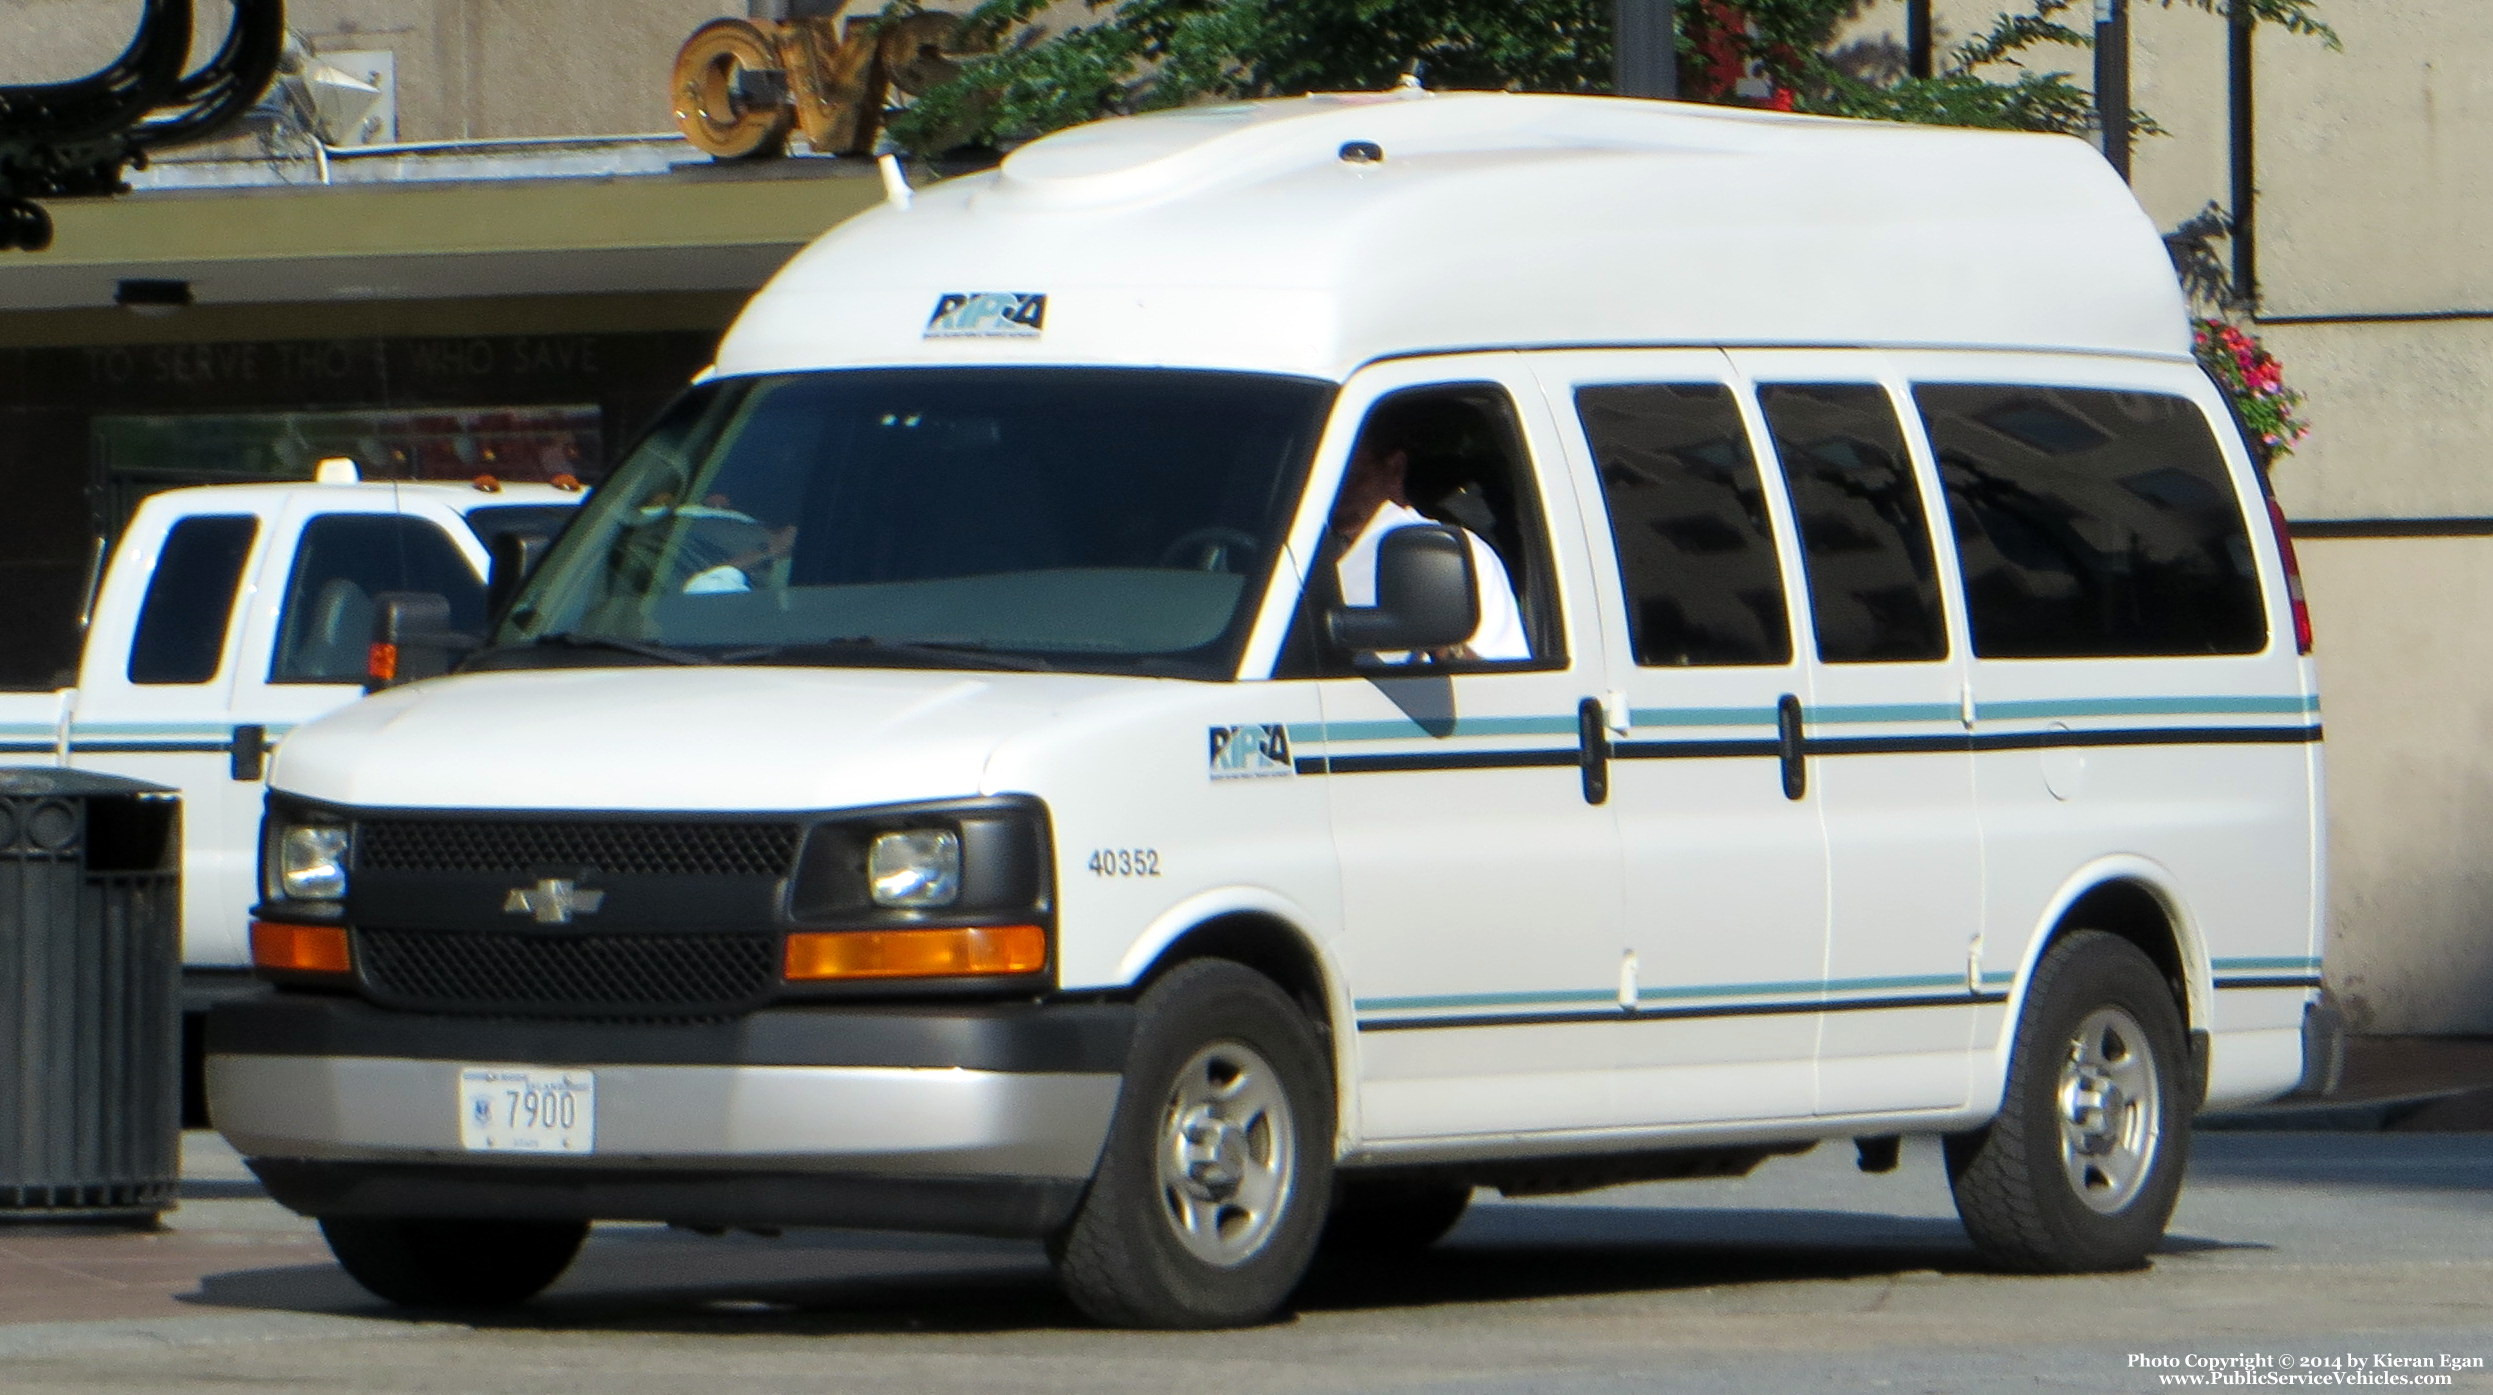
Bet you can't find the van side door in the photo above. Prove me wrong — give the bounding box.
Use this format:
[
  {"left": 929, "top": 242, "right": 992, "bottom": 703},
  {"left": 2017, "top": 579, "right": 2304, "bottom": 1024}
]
[
  {"left": 1533, "top": 349, "right": 1830, "bottom": 1126},
  {"left": 1727, "top": 350, "right": 1986, "bottom": 1117},
  {"left": 1289, "top": 357, "right": 1625, "bottom": 1144}
]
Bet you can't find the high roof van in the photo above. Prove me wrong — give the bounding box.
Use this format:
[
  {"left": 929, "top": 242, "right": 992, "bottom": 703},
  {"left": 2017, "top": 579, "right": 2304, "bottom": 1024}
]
[{"left": 208, "top": 92, "right": 2327, "bottom": 1329}]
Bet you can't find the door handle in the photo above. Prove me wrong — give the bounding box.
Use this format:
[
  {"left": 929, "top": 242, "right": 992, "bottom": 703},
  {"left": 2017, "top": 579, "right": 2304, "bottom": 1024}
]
[
  {"left": 230, "top": 724, "right": 266, "bottom": 781},
  {"left": 1576, "top": 697, "right": 1610, "bottom": 806},
  {"left": 1775, "top": 694, "right": 1805, "bottom": 801}
]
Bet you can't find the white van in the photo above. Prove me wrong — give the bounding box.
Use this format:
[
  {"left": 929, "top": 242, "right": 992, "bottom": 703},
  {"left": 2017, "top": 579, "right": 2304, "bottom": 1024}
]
[{"left": 208, "top": 92, "right": 2327, "bottom": 1329}]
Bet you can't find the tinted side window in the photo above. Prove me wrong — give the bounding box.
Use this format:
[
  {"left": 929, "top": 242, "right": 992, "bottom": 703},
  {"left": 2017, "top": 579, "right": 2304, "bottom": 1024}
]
[
  {"left": 128, "top": 515, "right": 257, "bottom": 685},
  {"left": 1577, "top": 384, "right": 1791, "bottom": 666},
  {"left": 1916, "top": 385, "right": 2266, "bottom": 658},
  {"left": 271, "top": 515, "right": 485, "bottom": 684},
  {"left": 1756, "top": 384, "right": 1948, "bottom": 663}
]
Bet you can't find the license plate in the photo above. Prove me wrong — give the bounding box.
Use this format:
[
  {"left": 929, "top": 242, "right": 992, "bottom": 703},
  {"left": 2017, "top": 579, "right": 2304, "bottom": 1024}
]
[{"left": 457, "top": 1067, "right": 595, "bottom": 1154}]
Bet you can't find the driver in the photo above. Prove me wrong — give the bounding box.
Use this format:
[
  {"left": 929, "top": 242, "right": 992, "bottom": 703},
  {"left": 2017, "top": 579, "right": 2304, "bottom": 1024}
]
[{"left": 1327, "top": 412, "right": 1530, "bottom": 663}]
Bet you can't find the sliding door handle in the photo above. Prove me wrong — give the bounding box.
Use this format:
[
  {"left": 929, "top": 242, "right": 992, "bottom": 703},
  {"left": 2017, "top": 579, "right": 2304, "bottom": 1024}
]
[
  {"left": 1577, "top": 697, "right": 1610, "bottom": 806},
  {"left": 1775, "top": 694, "right": 1806, "bottom": 801}
]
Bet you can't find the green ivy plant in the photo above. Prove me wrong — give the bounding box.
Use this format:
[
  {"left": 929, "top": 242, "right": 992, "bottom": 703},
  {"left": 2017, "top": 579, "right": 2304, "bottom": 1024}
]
[{"left": 885, "top": 0, "right": 2332, "bottom": 154}]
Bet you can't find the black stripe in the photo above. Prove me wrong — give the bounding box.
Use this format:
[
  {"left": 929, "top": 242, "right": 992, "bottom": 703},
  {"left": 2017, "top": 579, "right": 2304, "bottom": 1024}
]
[
  {"left": 1969, "top": 725, "right": 2319, "bottom": 751},
  {"left": 66, "top": 740, "right": 235, "bottom": 755},
  {"left": 1295, "top": 723, "right": 2319, "bottom": 776},
  {"left": 1358, "top": 989, "right": 2007, "bottom": 1032},
  {"left": 2213, "top": 974, "right": 2324, "bottom": 990},
  {"left": 1300, "top": 748, "right": 1579, "bottom": 776},
  {"left": 1614, "top": 738, "right": 1782, "bottom": 761},
  {"left": 2290, "top": 517, "right": 2493, "bottom": 540},
  {"left": 2257, "top": 308, "right": 2493, "bottom": 327}
]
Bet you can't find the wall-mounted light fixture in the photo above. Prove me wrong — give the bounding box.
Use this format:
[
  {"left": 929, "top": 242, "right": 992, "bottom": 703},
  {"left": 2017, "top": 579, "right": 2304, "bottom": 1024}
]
[{"left": 114, "top": 278, "right": 193, "bottom": 316}]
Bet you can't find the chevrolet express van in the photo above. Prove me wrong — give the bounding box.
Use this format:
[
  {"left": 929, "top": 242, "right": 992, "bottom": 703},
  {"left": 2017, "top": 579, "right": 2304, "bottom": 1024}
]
[{"left": 209, "top": 92, "right": 2328, "bottom": 1329}]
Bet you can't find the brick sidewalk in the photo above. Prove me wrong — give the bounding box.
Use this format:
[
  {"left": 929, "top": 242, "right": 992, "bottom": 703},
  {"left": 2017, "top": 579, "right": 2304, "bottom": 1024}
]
[{"left": 0, "top": 1133, "right": 339, "bottom": 1326}]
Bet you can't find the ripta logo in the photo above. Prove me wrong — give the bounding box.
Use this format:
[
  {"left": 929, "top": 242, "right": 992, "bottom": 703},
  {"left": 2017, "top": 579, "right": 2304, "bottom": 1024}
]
[
  {"left": 925, "top": 291, "right": 1047, "bottom": 338},
  {"left": 1209, "top": 724, "right": 1293, "bottom": 780}
]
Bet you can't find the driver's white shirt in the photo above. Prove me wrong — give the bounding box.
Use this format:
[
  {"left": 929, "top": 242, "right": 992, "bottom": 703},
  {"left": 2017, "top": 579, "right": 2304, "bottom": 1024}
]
[{"left": 1334, "top": 501, "right": 1532, "bottom": 661}]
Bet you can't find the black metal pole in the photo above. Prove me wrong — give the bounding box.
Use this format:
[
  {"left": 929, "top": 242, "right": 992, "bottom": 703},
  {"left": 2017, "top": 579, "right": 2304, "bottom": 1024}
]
[
  {"left": 2094, "top": 0, "right": 2132, "bottom": 180},
  {"left": 2228, "top": 2, "right": 2257, "bottom": 308},
  {"left": 1907, "top": 0, "right": 1933, "bottom": 81},
  {"left": 1616, "top": 0, "right": 1678, "bottom": 99}
]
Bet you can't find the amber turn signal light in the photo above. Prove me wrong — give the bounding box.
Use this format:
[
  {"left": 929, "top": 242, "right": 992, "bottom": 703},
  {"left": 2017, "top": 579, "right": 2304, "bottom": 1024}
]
[
  {"left": 251, "top": 921, "right": 352, "bottom": 975},
  {"left": 784, "top": 925, "right": 1046, "bottom": 981}
]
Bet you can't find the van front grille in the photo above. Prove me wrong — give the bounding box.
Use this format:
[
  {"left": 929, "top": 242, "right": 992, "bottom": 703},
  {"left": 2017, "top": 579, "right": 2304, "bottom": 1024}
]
[
  {"left": 356, "top": 820, "right": 803, "bottom": 878},
  {"left": 356, "top": 927, "right": 780, "bottom": 1017}
]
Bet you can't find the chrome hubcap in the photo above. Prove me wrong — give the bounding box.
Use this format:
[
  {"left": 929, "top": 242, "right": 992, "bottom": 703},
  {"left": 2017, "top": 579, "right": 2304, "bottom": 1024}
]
[
  {"left": 2057, "top": 1005, "right": 2163, "bottom": 1214},
  {"left": 1156, "top": 1040, "right": 1295, "bottom": 1266}
]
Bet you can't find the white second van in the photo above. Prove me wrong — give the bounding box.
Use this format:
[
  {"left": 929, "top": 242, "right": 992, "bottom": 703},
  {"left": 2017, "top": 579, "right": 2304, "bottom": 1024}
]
[{"left": 208, "top": 92, "right": 2327, "bottom": 1329}]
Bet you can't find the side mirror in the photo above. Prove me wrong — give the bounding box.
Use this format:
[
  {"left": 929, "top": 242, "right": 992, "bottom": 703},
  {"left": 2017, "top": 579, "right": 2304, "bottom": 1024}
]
[
  {"left": 1327, "top": 524, "right": 1480, "bottom": 655},
  {"left": 366, "top": 591, "right": 475, "bottom": 691},
  {"left": 487, "top": 530, "right": 553, "bottom": 620}
]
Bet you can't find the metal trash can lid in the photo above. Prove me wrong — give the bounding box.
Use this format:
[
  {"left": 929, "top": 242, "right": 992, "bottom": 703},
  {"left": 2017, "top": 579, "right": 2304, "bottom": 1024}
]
[{"left": 0, "top": 768, "right": 177, "bottom": 799}]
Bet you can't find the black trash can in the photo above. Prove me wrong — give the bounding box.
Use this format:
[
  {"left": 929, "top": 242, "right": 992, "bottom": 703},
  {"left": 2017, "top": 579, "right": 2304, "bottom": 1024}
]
[{"left": 0, "top": 769, "right": 182, "bottom": 1222}]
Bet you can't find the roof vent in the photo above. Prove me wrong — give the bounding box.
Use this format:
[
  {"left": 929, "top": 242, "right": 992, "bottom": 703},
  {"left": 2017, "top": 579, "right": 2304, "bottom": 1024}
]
[
  {"left": 313, "top": 456, "right": 361, "bottom": 485},
  {"left": 1339, "top": 140, "right": 1384, "bottom": 164}
]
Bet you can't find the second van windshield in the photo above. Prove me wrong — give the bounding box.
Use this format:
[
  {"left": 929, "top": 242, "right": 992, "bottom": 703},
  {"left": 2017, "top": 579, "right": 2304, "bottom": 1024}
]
[{"left": 497, "top": 368, "right": 1333, "bottom": 679}]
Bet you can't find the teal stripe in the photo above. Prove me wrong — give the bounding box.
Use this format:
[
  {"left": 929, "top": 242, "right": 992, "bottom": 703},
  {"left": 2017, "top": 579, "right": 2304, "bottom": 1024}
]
[
  {"left": 70, "top": 723, "right": 235, "bottom": 737},
  {"left": 1806, "top": 703, "right": 1962, "bottom": 725},
  {"left": 1357, "top": 971, "right": 1986, "bottom": 1015},
  {"left": 1980, "top": 970, "right": 2016, "bottom": 986},
  {"left": 1295, "top": 694, "right": 2319, "bottom": 751},
  {"left": 1294, "top": 715, "right": 1580, "bottom": 745},
  {"left": 2211, "top": 956, "right": 2321, "bottom": 971},
  {"left": 1356, "top": 988, "right": 1619, "bottom": 1012},
  {"left": 1977, "top": 695, "right": 2318, "bottom": 721},
  {"left": 1628, "top": 706, "right": 1776, "bottom": 729}
]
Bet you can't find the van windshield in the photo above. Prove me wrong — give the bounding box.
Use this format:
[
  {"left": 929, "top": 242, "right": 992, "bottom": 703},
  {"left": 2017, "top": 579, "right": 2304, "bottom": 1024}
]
[{"left": 490, "top": 368, "right": 1333, "bottom": 679}]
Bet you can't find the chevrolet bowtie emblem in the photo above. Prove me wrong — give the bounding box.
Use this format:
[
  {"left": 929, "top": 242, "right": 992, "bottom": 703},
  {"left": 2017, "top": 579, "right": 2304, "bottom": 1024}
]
[{"left": 504, "top": 877, "right": 605, "bottom": 925}]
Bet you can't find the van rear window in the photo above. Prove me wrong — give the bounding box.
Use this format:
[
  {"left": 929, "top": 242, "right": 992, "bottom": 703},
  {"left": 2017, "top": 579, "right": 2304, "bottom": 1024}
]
[
  {"left": 1914, "top": 385, "right": 2267, "bottom": 659},
  {"left": 1577, "top": 384, "right": 1792, "bottom": 667}
]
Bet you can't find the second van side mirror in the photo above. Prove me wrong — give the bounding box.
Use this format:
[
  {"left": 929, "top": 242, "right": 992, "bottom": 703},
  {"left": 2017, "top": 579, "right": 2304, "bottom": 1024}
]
[
  {"left": 366, "top": 591, "right": 476, "bottom": 691},
  {"left": 487, "top": 529, "right": 554, "bottom": 620},
  {"left": 1327, "top": 524, "right": 1480, "bottom": 655}
]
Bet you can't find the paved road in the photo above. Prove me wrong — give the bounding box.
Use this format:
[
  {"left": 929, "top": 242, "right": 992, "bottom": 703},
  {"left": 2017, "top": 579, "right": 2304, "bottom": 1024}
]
[{"left": 3, "top": 1129, "right": 2489, "bottom": 1393}]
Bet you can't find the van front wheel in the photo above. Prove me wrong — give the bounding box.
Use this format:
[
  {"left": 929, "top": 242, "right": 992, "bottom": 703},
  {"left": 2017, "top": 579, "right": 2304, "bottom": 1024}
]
[
  {"left": 319, "top": 1216, "right": 588, "bottom": 1309},
  {"left": 1051, "top": 959, "right": 1334, "bottom": 1328},
  {"left": 1946, "top": 929, "right": 2190, "bottom": 1273}
]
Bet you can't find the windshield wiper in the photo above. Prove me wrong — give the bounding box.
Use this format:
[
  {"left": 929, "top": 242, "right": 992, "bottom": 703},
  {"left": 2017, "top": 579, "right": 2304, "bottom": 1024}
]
[
  {"left": 530, "top": 633, "right": 718, "bottom": 666},
  {"left": 729, "top": 637, "right": 1059, "bottom": 673}
]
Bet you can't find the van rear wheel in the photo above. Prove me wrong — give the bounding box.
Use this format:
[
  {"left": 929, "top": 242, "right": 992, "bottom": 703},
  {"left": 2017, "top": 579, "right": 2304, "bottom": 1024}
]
[
  {"left": 320, "top": 1216, "right": 588, "bottom": 1309},
  {"left": 1050, "top": 959, "right": 1334, "bottom": 1328},
  {"left": 1946, "top": 929, "right": 2190, "bottom": 1273}
]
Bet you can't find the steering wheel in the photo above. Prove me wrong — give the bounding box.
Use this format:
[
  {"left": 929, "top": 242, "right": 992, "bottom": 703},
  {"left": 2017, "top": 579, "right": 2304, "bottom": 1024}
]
[{"left": 1156, "top": 527, "right": 1261, "bottom": 573}]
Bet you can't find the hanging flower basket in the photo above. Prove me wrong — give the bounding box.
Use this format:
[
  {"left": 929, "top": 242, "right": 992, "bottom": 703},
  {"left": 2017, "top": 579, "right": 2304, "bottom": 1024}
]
[{"left": 2193, "top": 317, "right": 2311, "bottom": 462}]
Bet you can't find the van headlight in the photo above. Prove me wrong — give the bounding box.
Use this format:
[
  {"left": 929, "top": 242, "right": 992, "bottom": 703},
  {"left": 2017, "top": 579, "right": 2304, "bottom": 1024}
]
[
  {"left": 274, "top": 824, "right": 351, "bottom": 901},
  {"left": 869, "top": 829, "right": 960, "bottom": 907},
  {"left": 787, "top": 798, "right": 1049, "bottom": 930}
]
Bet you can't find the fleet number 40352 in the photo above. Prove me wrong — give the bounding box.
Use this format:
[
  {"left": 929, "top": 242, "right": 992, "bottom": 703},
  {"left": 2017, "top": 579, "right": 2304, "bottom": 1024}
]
[{"left": 1088, "top": 848, "right": 1161, "bottom": 877}]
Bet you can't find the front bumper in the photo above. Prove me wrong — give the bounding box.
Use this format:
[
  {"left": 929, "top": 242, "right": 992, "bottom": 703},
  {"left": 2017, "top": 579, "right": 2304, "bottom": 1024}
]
[{"left": 206, "top": 994, "right": 1133, "bottom": 1238}]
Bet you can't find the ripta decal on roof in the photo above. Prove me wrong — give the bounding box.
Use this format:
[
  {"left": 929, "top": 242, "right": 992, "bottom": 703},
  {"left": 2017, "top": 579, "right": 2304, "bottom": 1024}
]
[{"left": 925, "top": 292, "right": 1047, "bottom": 339}]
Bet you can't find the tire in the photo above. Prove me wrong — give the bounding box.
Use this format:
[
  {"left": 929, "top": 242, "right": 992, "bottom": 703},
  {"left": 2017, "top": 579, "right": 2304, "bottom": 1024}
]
[
  {"left": 320, "top": 1216, "right": 589, "bottom": 1309},
  {"left": 1321, "top": 1177, "right": 1472, "bottom": 1255},
  {"left": 1946, "top": 929, "right": 2192, "bottom": 1273},
  {"left": 1051, "top": 958, "right": 1335, "bottom": 1328}
]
